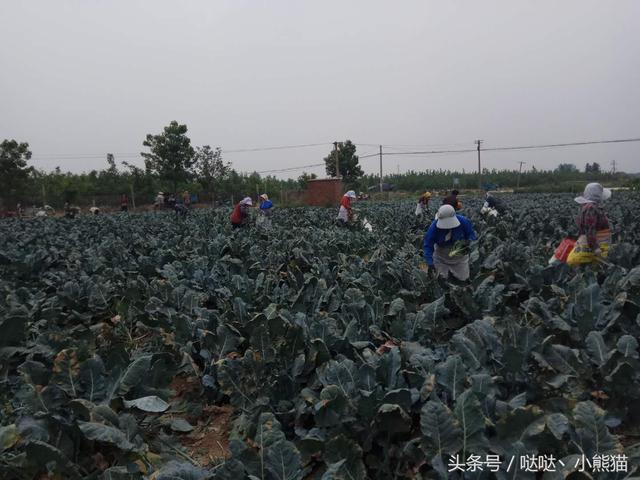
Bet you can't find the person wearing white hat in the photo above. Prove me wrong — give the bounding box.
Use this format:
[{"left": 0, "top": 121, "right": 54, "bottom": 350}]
[
  {"left": 567, "top": 183, "right": 612, "bottom": 265},
  {"left": 423, "top": 204, "right": 477, "bottom": 280},
  {"left": 257, "top": 193, "right": 274, "bottom": 229},
  {"left": 336, "top": 190, "right": 357, "bottom": 226},
  {"left": 154, "top": 192, "right": 165, "bottom": 210},
  {"left": 259, "top": 194, "right": 273, "bottom": 213},
  {"left": 230, "top": 197, "right": 253, "bottom": 228}
]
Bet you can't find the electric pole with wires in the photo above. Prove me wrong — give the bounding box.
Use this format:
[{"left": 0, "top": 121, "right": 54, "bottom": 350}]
[
  {"left": 333, "top": 141, "right": 339, "bottom": 179},
  {"left": 475, "top": 139, "right": 483, "bottom": 190},
  {"left": 517, "top": 161, "right": 526, "bottom": 189},
  {"left": 379, "top": 145, "right": 383, "bottom": 192}
]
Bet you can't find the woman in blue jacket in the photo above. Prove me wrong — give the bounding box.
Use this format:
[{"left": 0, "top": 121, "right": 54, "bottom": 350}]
[
  {"left": 258, "top": 194, "right": 274, "bottom": 228},
  {"left": 423, "top": 204, "right": 477, "bottom": 281}
]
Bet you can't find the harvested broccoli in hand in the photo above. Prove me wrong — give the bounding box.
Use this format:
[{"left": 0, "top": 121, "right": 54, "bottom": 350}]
[{"left": 449, "top": 240, "right": 470, "bottom": 257}]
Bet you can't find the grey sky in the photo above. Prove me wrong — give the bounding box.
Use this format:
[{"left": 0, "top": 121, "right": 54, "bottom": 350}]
[{"left": 2, "top": 0, "right": 639, "bottom": 178}]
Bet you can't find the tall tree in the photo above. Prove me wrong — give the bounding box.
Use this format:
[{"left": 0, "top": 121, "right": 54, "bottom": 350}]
[
  {"left": 591, "top": 162, "right": 601, "bottom": 174},
  {"left": 297, "top": 171, "right": 317, "bottom": 188},
  {"left": 194, "top": 145, "right": 231, "bottom": 203},
  {"left": 324, "top": 140, "right": 364, "bottom": 185},
  {"left": 555, "top": 163, "right": 578, "bottom": 174},
  {"left": 585, "top": 163, "right": 592, "bottom": 173},
  {"left": 0, "top": 139, "right": 33, "bottom": 206},
  {"left": 141, "top": 121, "right": 195, "bottom": 193}
]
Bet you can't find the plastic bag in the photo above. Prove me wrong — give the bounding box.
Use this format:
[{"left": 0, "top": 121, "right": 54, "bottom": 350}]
[{"left": 552, "top": 238, "right": 576, "bottom": 264}]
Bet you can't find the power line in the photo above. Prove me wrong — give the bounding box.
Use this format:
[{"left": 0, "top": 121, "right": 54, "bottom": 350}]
[
  {"left": 383, "top": 148, "right": 476, "bottom": 156},
  {"left": 31, "top": 136, "right": 640, "bottom": 162},
  {"left": 27, "top": 136, "right": 640, "bottom": 178},
  {"left": 256, "top": 162, "right": 326, "bottom": 175},
  {"left": 378, "top": 136, "right": 640, "bottom": 157},
  {"left": 223, "top": 142, "right": 329, "bottom": 153},
  {"left": 483, "top": 137, "right": 640, "bottom": 152},
  {"left": 31, "top": 142, "right": 331, "bottom": 160}
]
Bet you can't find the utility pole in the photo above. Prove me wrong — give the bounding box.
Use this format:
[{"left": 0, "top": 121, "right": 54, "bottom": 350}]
[
  {"left": 379, "top": 145, "right": 383, "bottom": 193},
  {"left": 475, "top": 139, "right": 483, "bottom": 190},
  {"left": 333, "top": 141, "right": 339, "bottom": 179},
  {"left": 611, "top": 159, "right": 616, "bottom": 174},
  {"left": 516, "top": 161, "right": 526, "bottom": 189},
  {"left": 130, "top": 184, "right": 136, "bottom": 210}
]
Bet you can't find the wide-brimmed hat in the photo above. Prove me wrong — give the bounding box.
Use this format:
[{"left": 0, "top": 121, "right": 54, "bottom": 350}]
[
  {"left": 345, "top": 190, "right": 357, "bottom": 198},
  {"left": 240, "top": 197, "right": 253, "bottom": 206},
  {"left": 436, "top": 204, "right": 460, "bottom": 229},
  {"left": 260, "top": 194, "right": 269, "bottom": 201},
  {"left": 158, "top": 192, "right": 164, "bottom": 195},
  {"left": 575, "top": 183, "right": 611, "bottom": 204}
]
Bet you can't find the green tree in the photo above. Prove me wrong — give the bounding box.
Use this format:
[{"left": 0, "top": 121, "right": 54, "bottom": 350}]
[
  {"left": 555, "top": 163, "right": 578, "bottom": 174},
  {"left": 141, "top": 121, "right": 196, "bottom": 193},
  {"left": 0, "top": 139, "right": 33, "bottom": 207},
  {"left": 324, "top": 140, "right": 364, "bottom": 185},
  {"left": 195, "top": 145, "right": 230, "bottom": 202},
  {"left": 297, "top": 171, "right": 317, "bottom": 188},
  {"left": 591, "top": 162, "right": 601, "bottom": 174}
]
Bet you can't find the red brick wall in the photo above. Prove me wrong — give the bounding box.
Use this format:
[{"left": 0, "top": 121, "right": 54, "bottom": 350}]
[{"left": 305, "top": 179, "right": 344, "bottom": 207}]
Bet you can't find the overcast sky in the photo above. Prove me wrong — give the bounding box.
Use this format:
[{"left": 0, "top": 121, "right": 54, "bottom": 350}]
[{"left": 2, "top": 0, "right": 639, "bottom": 178}]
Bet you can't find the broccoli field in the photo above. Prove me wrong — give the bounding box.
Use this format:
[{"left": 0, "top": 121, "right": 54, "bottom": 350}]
[{"left": 1, "top": 193, "right": 640, "bottom": 479}]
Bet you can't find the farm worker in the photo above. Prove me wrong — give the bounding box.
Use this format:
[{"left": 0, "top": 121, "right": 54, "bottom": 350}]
[
  {"left": 415, "top": 191, "right": 432, "bottom": 216},
  {"left": 35, "top": 205, "right": 54, "bottom": 217},
  {"left": 423, "top": 204, "right": 477, "bottom": 281},
  {"left": 182, "top": 191, "right": 191, "bottom": 207},
  {"left": 64, "top": 202, "right": 79, "bottom": 219},
  {"left": 566, "top": 183, "right": 612, "bottom": 266},
  {"left": 174, "top": 203, "right": 188, "bottom": 218},
  {"left": 257, "top": 194, "right": 274, "bottom": 228},
  {"left": 337, "top": 190, "right": 357, "bottom": 226},
  {"left": 89, "top": 206, "right": 100, "bottom": 215},
  {"left": 154, "top": 192, "right": 165, "bottom": 210},
  {"left": 259, "top": 194, "right": 273, "bottom": 214},
  {"left": 120, "top": 193, "right": 128, "bottom": 212},
  {"left": 442, "top": 190, "right": 462, "bottom": 211},
  {"left": 230, "top": 197, "right": 253, "bottom": 228},
  {"left": 482, "top": 192, "right": 506, "bottom": 215}
]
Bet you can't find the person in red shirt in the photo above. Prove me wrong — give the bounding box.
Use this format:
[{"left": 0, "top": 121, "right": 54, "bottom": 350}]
[
  {"left": 337, "top": 191, "right": 356, "bottom": 226},
  {"left": 230, "top": 197, "right": 253, "bottom": 228},
  {"left": 120, "top": 193, "right": 128, "bottom": 212}
]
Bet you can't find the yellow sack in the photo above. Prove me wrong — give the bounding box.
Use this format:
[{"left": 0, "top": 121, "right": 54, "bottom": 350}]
[{"left": 566, "top": 229, "right": 610, "bottom": 266}]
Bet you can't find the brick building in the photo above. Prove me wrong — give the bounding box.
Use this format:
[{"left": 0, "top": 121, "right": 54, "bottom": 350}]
[{"left": 305, "top": 178, "right": 343, "bottom": 207}]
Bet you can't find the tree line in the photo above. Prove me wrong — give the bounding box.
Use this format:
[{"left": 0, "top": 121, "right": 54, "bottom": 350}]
[{"left": 1, "top": 121, "right": 635, "bottom": 209}]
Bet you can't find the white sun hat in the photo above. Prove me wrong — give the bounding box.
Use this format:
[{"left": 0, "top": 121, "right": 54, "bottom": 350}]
[
  {"left": 575, "top": 183, "right": 612, "bottom": 204},
  {"left": 345, "top": 190, "right": 357, "bottom": 198},
  {"left": 436, "top": 204, "right": 461, "bottom": 229}
]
